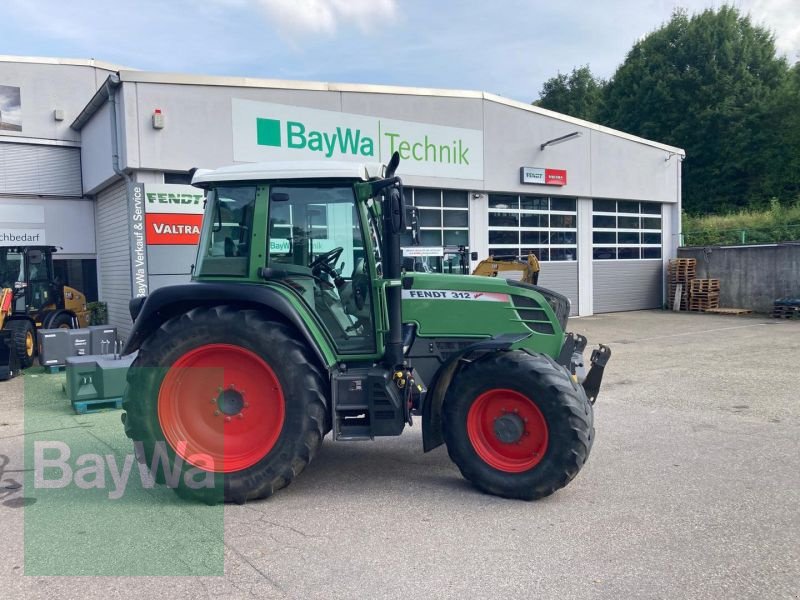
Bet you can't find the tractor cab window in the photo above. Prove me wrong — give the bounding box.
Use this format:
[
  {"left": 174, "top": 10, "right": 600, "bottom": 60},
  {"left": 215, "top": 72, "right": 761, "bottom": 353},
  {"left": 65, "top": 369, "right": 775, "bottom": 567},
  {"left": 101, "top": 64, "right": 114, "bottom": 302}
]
[
  {"left": 268, "top": 185, "right": 375, "bottom": 354},
  {"left": 196, "top": 186, "right": 257, "bottom": 277}
]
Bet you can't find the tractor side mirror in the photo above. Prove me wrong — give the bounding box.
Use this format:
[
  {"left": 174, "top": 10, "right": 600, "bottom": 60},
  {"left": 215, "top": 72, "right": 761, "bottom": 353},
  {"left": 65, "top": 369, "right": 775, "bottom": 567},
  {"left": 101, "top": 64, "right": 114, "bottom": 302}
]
[{"left": 387, "top": 186, "right": 406, "bottom": 235}]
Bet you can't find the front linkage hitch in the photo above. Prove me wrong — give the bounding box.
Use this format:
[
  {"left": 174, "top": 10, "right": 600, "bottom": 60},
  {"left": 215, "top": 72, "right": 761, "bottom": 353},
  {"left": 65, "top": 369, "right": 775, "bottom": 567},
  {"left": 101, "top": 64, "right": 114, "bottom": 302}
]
[{"left": 557, "top": 332, "right": 611, "bottom": 405}]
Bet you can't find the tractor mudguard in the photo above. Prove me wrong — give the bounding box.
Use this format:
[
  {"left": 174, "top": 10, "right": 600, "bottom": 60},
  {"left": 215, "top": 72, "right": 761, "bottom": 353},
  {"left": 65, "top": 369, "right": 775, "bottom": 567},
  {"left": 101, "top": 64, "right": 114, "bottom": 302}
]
[
  {"left": 122, "top": 282, "right": 332, "bottom": 369},
  {"left": 421, "top": 332, "right": 530, "bottom": 452}
]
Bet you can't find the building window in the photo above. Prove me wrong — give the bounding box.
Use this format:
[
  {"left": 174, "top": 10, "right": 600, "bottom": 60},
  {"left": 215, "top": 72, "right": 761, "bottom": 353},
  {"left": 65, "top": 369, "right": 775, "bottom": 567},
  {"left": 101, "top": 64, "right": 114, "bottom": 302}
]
[
  {"left": 52, "top": 259, "right": 98, "bottom": 302},
  {"left": 592, "top": 200, "right": 662, "bottom": 260},
  {"left": 400, "top": 188, "right": 469, "bottom": 273},
  {"left": 487, "top": 194, "right": 578, "bottom": 262}
]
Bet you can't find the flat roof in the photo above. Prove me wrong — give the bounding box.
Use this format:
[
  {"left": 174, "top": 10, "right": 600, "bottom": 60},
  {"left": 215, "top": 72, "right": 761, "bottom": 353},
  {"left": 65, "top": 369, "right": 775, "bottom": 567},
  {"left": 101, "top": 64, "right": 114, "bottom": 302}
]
[{"left": 0, "top": 54, "right": 134, "bottom": 72}]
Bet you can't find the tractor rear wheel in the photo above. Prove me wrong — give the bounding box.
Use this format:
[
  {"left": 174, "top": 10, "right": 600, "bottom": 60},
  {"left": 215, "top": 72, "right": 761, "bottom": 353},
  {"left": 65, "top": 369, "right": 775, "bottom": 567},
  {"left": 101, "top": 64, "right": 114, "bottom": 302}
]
[
  {"left": 5, "top": 320, "right": 35, "bottom": 369},
  {"left": 122, "top": 305, "right": 328, "bottom": 503},
  {"left": 442, "top": 351, "right": 593, "bottom": 500}
]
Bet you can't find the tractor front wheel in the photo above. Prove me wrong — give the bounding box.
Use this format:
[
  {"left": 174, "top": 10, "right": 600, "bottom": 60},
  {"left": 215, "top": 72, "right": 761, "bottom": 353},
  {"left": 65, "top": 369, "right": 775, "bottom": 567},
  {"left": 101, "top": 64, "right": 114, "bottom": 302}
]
[
  {"left": 442, "top": 351, "right": 593, "bottom": 500},
  {"left": 122, "top": 306, "right": 328, "bottom": 503},
  {"left": 5, "top": 320, "right": 35, "bottom": 369}
]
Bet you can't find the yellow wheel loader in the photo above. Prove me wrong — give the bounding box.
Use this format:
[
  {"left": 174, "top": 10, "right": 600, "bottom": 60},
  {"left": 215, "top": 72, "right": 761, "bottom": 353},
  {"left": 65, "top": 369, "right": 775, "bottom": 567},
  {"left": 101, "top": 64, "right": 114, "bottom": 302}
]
[
  {"left": 0, "top": 246, "right": 89, "bottom": 370},
  {"left": 472, "top": 253, "right": 540, "bottom": 285}
]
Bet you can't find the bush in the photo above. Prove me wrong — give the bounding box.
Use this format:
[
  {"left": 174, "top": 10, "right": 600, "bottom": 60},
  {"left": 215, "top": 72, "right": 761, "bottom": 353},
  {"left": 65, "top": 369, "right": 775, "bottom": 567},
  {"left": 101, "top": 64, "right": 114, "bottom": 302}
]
[
  {"left": 682, "top": 198, "right": 800, "bottom": 246},
  {"left": 87, "top": 301, "right": 108, "bottom": 325}
]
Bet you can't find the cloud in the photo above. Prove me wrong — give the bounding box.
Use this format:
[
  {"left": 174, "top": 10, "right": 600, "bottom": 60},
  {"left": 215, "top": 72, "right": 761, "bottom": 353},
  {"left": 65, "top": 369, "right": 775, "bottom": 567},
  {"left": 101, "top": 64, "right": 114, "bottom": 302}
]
[
  {"left": 745, "top": 0, "right": 800, "bottom": 58},
  {"left": 250, "top": 0, "right": 397, "bottom": 35}
]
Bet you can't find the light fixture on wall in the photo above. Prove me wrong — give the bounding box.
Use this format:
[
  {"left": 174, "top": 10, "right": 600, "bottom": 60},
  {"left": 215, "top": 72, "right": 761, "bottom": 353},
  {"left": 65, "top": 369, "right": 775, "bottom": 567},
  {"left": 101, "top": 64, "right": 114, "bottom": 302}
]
[{"left": 540, "top": 131, "right": 582, "bottom": 151}]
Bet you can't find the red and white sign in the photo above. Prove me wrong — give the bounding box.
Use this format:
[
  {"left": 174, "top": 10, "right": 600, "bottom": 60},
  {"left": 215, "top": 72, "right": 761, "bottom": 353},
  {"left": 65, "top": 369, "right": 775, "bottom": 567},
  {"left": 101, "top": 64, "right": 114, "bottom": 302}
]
[
  {"left": 402, "top": 290, "right": 510, "bottom": 302},
  {"left": 520, "top": 167, "right": 568, "bottom": 186},
  {"left": 145, "top": 213, "right": 203, "bottom": 245},
  {"left": 544, "top": 168, "right": 567, "bottom": 186}
]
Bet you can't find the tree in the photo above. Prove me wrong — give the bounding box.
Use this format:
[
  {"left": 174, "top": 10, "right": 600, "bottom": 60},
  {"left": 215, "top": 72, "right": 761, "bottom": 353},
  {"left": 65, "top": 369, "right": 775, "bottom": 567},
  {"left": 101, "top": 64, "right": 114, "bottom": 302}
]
[
  {"left": 758, "top": 63, "right": 800, "bottom": 203},
  {"left": 534, "top": 66, "right": 605, "bottom": 122},
  {"left": 600, "top": 7, "right": 791, "bottom": 214}
]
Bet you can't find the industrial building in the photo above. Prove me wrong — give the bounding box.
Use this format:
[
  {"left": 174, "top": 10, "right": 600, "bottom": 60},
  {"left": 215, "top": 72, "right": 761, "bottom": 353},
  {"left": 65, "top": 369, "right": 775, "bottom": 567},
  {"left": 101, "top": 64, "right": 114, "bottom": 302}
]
[{"left": 0, "top": 56, "right": 684, "bottom": 335}]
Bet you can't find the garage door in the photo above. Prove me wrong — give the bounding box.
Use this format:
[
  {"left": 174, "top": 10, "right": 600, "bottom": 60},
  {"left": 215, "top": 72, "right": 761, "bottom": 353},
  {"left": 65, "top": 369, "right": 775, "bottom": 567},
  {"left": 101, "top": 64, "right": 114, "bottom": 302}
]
[
  {"left": 592, "top": 199, "right": 663, "bottom": 312},
  {"left": 487, "top": 193, "right": 579, "bottom": 314}
]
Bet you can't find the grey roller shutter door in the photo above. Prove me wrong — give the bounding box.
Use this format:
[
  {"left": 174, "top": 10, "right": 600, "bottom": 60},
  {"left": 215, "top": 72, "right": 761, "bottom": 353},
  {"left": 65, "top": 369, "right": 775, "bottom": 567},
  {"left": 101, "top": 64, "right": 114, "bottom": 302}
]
[
  {"left": 538, "top": 262, "right": 579, "bottom": 316},
  {"left": 0, "top": 142, "right": 82, "bottom": 196},
  {"left": 95, "top": 180, "right": 133, "bottom": 337},
  {"left": 593, "top": 261, "right": 663, "bottom": 313}
]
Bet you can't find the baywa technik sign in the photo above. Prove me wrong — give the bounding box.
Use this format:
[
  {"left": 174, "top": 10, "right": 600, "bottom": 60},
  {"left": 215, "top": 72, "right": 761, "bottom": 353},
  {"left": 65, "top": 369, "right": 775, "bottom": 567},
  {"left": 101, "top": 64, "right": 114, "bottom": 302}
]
[{"left": 232, "top": 99, "right": 484, "bottom": 180}]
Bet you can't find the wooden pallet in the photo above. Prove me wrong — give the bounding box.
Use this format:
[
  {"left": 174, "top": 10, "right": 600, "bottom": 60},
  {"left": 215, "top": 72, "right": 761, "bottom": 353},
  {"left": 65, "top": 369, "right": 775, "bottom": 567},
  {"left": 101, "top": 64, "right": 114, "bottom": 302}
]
[
  {"left": 772, "top": 305, "right": 800, "bottom": 319},
  {"left": 689, "top": 279, "right": 720, "bottom": 293},
  {"left": 669, "top": 258, "right": 697, "bottom": 267},
  {"left": 669, "top": 274, "right": 696, "bottom": 285},
  {"left": 668, "top": 284, "right": 689, "bottom": 310},
  {"left": 72, "top": 397, "right": 123, "bottom": 415},
  {"left": 689, "top": 296, "right": 721, "bottom": 312},
  {"left": 704, "top": 308, "right": 753, "bottom": 315}
]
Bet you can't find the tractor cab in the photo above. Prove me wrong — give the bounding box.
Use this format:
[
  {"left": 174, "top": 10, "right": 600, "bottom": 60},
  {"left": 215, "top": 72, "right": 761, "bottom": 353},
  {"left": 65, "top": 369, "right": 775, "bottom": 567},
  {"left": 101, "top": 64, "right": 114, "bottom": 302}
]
[{"left": 0, "top": 246, "right": 61, "bottom": 315}]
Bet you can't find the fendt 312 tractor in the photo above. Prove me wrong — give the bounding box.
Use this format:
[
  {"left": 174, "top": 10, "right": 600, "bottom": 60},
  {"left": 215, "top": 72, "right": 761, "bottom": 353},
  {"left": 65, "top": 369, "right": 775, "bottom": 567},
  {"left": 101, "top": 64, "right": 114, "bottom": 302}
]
[{"left": 121, "top": 154, "right": 610, "bottom": 503}]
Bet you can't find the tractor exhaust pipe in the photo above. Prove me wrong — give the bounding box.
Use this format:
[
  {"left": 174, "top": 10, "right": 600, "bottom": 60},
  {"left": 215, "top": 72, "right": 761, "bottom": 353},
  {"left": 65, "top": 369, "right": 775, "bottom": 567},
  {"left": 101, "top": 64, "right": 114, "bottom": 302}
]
[{"left": 382, "top": 153, "right": 405, "bottom": 369}]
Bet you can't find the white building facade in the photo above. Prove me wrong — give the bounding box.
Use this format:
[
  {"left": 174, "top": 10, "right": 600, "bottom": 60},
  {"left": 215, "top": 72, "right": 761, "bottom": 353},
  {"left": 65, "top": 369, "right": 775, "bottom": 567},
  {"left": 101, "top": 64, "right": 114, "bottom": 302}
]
[{"left": 0, "top": 56, "right": 684, "bottom": 336}]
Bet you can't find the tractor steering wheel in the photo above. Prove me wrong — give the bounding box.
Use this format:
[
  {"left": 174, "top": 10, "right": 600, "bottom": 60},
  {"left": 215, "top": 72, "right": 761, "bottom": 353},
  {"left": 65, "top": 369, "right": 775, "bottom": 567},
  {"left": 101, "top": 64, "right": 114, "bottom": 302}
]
[{"left": 309, "top": 246, "right": 344, "bottom": 276}]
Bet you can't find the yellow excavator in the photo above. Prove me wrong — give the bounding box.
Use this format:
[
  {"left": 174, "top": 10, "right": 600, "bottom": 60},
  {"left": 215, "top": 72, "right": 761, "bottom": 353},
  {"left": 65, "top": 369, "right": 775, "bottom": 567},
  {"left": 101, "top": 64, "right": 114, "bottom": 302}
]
[
  {"left": 0, "top": 246, "right": 89, "bottom": 370},
  {"left": 472, "top": 253, "right": 540, "bottom": 284}
]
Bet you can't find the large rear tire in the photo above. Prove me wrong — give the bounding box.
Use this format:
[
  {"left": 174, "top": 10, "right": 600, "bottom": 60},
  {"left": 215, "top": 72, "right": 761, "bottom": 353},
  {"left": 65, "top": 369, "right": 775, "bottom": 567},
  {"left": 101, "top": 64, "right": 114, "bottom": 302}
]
[
  {"left": 442, "top": 351, "right": 593, "bottom": 500},
  {"left": 5, "top": 320, "right": 35, "bottom": 369},
  {"left": 122, "top": 305, "right": 328, "bottom": 504}
]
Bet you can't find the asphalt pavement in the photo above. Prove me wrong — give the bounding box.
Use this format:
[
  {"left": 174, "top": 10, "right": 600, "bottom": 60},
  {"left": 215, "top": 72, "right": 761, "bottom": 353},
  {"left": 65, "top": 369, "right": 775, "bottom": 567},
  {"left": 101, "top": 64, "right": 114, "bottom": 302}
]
[{"left": 1, "top": 310, "right": 798, "bottom": 599}]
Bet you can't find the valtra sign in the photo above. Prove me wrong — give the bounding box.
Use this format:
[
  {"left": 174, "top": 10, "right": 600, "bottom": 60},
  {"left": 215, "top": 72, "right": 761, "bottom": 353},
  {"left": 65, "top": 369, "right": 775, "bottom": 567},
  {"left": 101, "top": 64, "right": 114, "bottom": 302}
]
[
  {"left": 232, "top": 99, "right": 484, "bottom": 180},
  {"left": 144, "top": 184, "right": 204, "bottom": 245},
  {"left": 520, "top": 167, "right": 568, "bottom": 186}
]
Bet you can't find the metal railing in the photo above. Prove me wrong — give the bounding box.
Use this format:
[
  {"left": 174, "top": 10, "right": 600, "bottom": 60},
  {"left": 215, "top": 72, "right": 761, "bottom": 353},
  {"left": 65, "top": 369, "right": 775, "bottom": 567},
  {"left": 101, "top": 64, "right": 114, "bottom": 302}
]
[{"left": 680, "top": 224, "right": 800, "bottom": 246}]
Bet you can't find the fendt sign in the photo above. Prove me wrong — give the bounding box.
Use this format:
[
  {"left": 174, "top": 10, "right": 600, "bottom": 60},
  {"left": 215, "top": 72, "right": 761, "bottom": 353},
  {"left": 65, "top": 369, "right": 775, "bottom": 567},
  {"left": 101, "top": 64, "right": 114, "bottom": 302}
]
[{"left": 232, "top": 99, "right": 484, "bottom": 180}]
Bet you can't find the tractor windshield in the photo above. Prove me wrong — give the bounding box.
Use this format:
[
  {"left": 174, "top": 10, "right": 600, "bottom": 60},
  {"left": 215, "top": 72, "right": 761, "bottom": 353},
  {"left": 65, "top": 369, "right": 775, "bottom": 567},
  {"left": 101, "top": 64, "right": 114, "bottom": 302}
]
[{"left": 196, "top": 186, "right": 257, "bottom": 277}]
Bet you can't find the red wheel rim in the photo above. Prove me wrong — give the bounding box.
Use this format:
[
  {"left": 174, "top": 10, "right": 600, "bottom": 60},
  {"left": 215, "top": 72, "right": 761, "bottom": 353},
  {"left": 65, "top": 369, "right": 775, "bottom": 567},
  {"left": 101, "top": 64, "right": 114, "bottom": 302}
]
[
  {"left": 157, "top": 344, "right": 285, "bottom": 473},
  {"left": 466, "top": 388, "right": 548, "bottom": 473}
]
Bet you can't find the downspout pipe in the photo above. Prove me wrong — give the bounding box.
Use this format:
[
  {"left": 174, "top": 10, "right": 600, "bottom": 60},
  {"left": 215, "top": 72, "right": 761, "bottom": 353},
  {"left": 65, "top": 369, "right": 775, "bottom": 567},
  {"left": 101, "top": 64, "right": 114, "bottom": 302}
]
[{"left": 103, "top": 74, "right": 131, "bottom": 185}]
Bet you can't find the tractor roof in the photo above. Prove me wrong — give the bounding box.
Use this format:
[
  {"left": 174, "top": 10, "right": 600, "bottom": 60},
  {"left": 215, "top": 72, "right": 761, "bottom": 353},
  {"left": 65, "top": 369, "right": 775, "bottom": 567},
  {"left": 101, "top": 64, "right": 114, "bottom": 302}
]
[{"left": 191, "top": 161, "right": 385, "bottom": 186}]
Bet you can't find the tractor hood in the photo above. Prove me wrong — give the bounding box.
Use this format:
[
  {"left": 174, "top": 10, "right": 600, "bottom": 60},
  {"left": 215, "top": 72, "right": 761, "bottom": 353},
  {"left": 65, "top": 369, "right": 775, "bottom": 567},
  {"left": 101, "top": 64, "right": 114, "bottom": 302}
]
[{"left": 400, "top": 273, "right": 569, "bottom": 357}]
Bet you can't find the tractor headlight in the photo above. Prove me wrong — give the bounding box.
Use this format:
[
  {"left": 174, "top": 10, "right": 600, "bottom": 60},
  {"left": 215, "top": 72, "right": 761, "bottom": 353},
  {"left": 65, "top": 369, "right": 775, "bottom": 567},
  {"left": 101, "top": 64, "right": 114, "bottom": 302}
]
[
  {"left": 507, "top": 280, "right": 571, "bottom": 331},
  {"left": 540, "top": 289, "right": 571, "bottom": 331}
]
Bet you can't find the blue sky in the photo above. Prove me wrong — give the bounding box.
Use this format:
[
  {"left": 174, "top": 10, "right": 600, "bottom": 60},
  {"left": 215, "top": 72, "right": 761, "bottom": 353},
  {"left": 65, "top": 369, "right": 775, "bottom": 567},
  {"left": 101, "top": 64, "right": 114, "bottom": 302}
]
[{"left": 1, "top": 0, "right": 798, "bottom": 103}]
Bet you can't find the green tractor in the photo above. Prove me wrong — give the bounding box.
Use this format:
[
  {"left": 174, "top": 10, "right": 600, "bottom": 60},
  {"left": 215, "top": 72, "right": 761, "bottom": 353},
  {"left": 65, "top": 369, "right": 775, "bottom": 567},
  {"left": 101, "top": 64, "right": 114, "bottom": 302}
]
[{"left": 121, "top": 153, "right": 610, "bottom": 503}]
